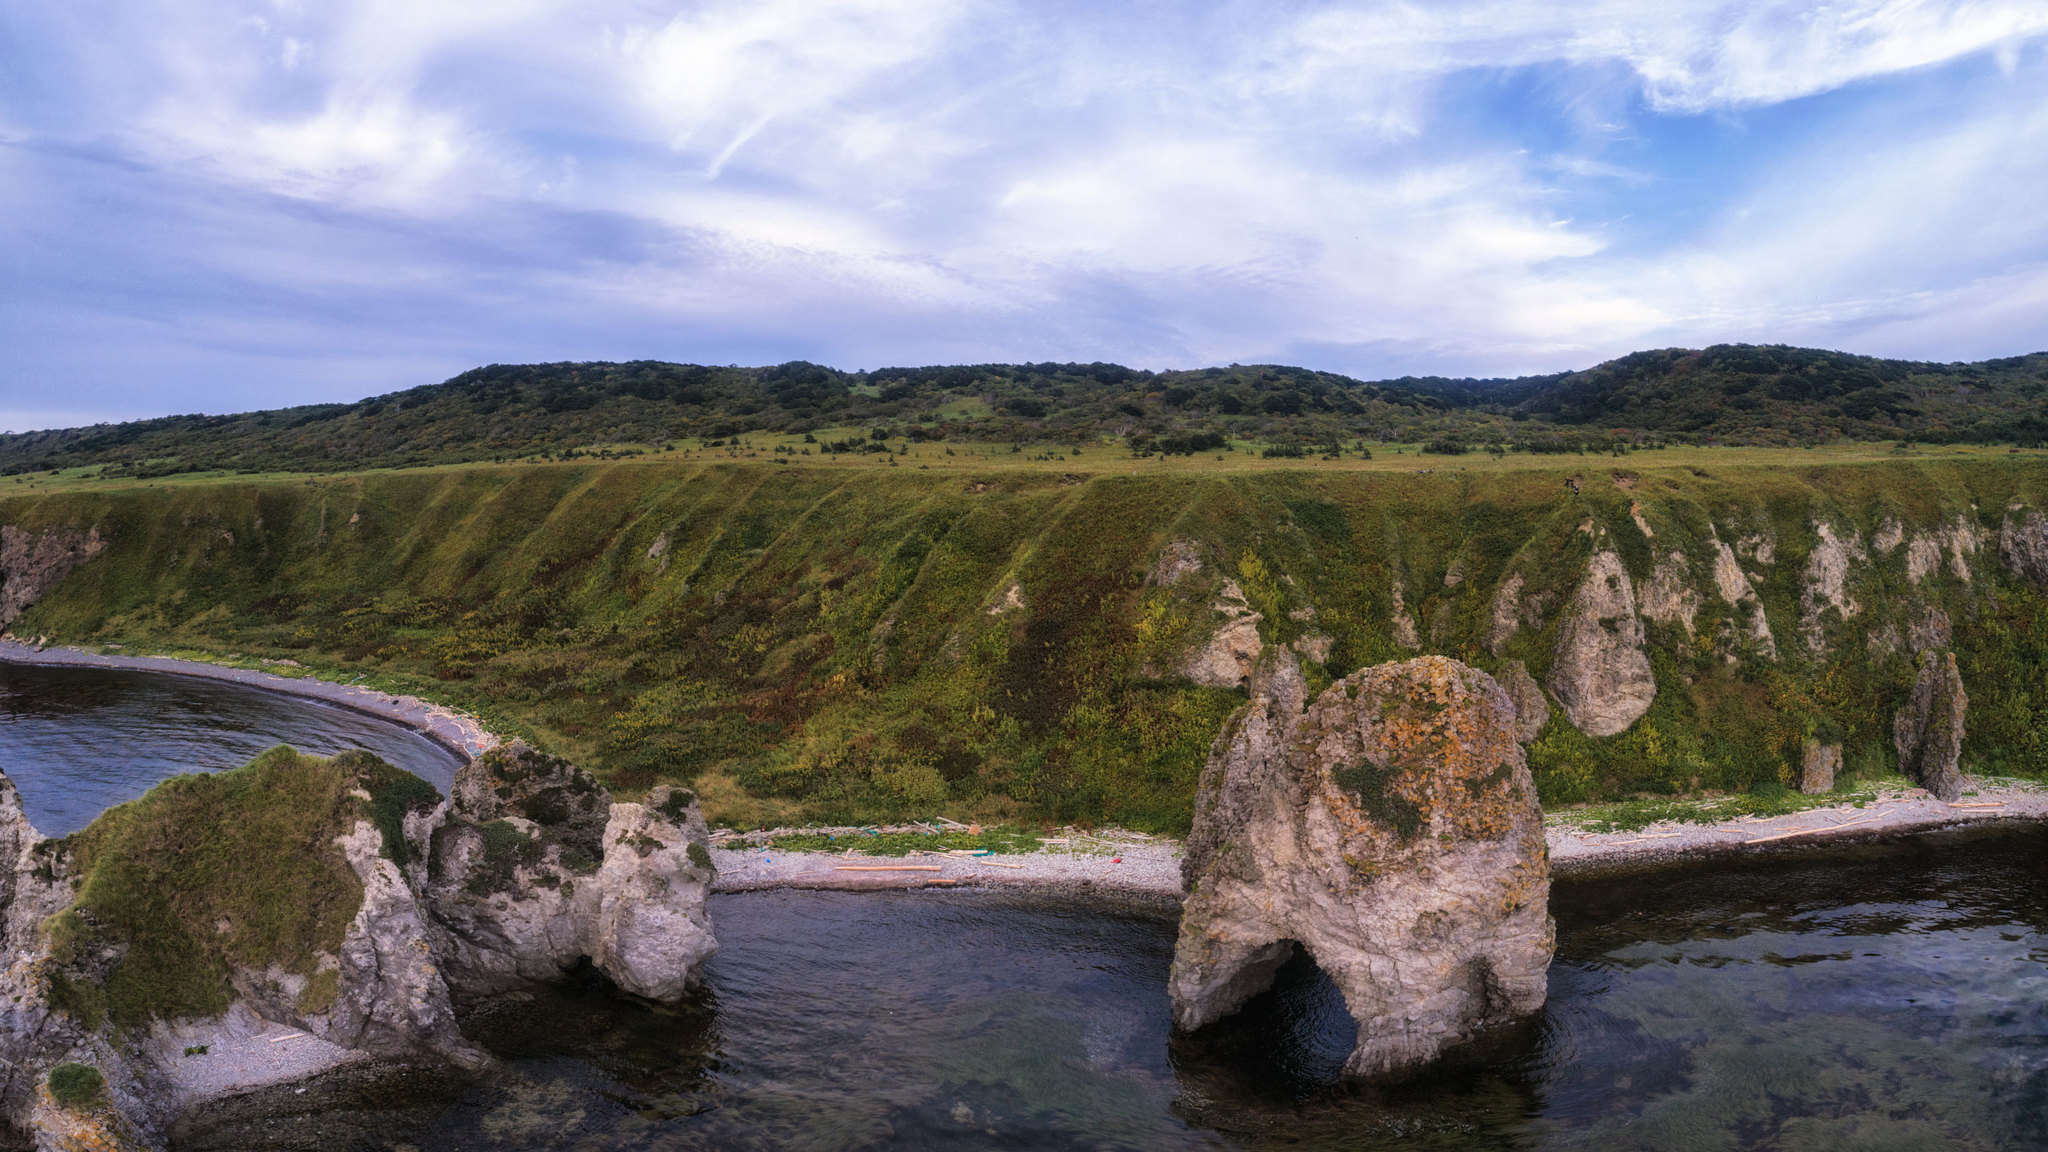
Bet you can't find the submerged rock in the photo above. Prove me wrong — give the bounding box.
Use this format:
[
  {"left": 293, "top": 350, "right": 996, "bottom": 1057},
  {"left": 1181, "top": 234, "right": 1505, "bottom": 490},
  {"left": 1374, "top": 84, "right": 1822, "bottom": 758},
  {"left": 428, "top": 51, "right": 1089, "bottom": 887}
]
[
  {"left": 1548, "top": 550, "right": 1655, "bottom": 737},
  {"left": 1171, "top": 653, "right": 1553, "bottom": 1077},
  {"left": 426, "top": 742, "right": 716, "bottom": 1002},
  {"left": 1894, "top": 651, "right": 1967, "bottom": 802}
]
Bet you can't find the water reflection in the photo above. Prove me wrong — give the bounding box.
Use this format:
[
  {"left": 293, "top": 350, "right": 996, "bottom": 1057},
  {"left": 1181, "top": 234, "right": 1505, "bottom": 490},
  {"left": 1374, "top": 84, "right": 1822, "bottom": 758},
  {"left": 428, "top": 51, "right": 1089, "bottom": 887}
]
[
  {"left": 0, "top": 663, "right": 459, "bottom": 835},
  {"left": 170, "top": 822, "right": 2048, "bottom": 1151}
]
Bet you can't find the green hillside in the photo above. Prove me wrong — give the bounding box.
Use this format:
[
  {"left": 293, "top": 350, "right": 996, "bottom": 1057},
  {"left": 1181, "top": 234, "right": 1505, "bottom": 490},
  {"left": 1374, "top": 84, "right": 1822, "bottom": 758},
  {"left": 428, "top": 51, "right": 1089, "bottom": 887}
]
[
  {"left": 4, "top": 345, "right": 2047, "bottom": 481},
  {"left": 6, "top": 451, "right": 2048, "bottom": 831}
]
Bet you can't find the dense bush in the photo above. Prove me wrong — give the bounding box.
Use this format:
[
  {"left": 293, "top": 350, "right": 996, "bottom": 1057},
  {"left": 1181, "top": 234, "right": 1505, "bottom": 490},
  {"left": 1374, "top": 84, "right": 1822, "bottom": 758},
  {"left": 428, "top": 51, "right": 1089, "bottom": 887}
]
[{"left": 46, "top": 1063, "right": 104, "bottom": 1111}]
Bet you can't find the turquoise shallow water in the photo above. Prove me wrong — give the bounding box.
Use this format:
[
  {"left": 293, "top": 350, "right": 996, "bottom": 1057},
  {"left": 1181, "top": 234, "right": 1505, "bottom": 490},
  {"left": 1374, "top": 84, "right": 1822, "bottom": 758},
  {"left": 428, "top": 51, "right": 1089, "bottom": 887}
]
[
  {"left": 0, "top": 662, "right": 458, "bottom": 835},
  {"left": 175, "top": 823, "right": 2048, "bottom": 1152}
]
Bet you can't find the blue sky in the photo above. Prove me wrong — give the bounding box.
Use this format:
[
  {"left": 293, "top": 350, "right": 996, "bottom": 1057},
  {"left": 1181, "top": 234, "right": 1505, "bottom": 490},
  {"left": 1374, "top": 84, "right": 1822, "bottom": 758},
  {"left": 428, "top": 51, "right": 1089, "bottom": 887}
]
[{"left": 4, "top": 1, "right": 2047, "bottom": 430}]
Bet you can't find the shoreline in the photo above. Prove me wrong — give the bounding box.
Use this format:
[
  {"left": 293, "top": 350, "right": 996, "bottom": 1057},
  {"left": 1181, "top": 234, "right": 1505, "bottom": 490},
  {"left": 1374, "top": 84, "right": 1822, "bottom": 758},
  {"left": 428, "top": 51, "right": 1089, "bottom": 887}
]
[
  {"left": 0, "top": 639, "right": 499, "bottom": 761},
  {"left": 711, "top": 776, "right": 2048, "bottom": 897},
  {"left": 2, "top": 637, "right": 2039, "bottom": 889},
  {"left": 1547, "top": 778, "right": 2048, "bottom": 877}
]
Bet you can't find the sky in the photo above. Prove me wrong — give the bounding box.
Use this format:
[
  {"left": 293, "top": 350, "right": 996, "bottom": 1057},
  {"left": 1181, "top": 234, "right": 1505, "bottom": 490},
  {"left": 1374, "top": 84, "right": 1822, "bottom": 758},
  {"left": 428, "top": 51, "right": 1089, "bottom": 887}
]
[{"left": 3, "top": 1, "right": 2048, "bottom": 430}]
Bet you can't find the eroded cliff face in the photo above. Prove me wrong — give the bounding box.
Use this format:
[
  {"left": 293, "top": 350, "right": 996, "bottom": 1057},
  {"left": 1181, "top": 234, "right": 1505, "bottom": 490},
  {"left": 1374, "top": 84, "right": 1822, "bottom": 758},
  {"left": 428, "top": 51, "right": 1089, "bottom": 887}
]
[
  {"left": 0, "top": 771, "right": 159, "bottom": 1150},
  {"left": 6, "top": 462, "right": 2048, "bottom": 823},
  {"left": 0, "top": 525, "right": 103, "bottom": 630},
  {"left": 1172, "top": 653, "right": 1552, "bottom": 1077},
  {"left": 1547, "top": 550, "right": 1655, "bottom": 738}
]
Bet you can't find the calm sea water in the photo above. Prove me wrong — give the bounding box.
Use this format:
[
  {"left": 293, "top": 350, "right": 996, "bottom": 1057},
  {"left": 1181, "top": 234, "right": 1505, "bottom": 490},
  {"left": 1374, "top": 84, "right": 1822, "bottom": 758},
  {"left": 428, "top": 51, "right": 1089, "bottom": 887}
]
[
  {"left": 0, "top": 662, "right": 459, "bottom": 836},
  {"left": 174, "top": 824, "right": 2048, "bottom": 1152},
  {"left": 4, "top": 662, "right": 2039, "bottom": 1149}
]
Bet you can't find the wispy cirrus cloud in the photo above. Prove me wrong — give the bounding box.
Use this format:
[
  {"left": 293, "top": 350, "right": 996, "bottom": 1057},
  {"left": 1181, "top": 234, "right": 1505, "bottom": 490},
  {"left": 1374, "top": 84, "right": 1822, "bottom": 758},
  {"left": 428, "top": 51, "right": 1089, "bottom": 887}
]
[{"left": 1, "top": 0, "right": 2046, "bottom": 427}]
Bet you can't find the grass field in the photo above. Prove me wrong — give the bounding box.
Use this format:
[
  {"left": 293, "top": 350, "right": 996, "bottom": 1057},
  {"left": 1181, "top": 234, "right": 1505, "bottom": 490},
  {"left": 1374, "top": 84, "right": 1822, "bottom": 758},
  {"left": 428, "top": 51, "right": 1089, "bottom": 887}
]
[{"left": 8, "top": 439, "right": 2046, "bottom": 497}]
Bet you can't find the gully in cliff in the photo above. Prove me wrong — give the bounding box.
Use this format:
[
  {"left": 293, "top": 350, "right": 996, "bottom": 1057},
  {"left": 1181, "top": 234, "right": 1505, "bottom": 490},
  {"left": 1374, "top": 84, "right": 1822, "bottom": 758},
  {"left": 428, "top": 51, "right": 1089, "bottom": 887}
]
[{"left": 1170, "top": 652, "right": 1553, "bottom": 1077}]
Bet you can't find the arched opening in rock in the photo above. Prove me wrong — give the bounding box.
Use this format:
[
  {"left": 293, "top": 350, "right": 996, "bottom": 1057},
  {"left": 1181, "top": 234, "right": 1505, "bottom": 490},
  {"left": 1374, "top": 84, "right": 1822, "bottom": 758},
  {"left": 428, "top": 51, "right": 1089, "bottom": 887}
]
[{"left": 1175, "top": 942, "right": 1358, "bottom": 1095}]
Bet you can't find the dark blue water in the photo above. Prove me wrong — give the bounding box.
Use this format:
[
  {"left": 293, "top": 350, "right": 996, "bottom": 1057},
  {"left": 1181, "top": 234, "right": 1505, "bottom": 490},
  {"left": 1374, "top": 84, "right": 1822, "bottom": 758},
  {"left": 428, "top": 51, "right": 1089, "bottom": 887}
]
[
  {"left": 0, "top": 662, "right": 459, "bottom": 835},
  {"left": 175, "top": 823, "right": 2048, "bottom": 1151}
]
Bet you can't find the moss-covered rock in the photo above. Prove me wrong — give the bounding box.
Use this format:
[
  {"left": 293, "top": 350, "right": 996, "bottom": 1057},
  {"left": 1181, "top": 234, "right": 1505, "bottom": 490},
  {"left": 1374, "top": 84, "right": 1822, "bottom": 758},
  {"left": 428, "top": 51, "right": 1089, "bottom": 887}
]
[{"left": 40, "top": 747, "right": 372, "bottom": 1030}]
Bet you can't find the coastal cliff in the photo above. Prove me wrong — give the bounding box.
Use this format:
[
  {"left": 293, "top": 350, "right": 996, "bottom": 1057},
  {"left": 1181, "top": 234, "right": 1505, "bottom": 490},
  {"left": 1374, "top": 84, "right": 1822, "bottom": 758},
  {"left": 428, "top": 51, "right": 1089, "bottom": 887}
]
[{"left": 0, "top": 455, "right": 2044, "bottom": 827}]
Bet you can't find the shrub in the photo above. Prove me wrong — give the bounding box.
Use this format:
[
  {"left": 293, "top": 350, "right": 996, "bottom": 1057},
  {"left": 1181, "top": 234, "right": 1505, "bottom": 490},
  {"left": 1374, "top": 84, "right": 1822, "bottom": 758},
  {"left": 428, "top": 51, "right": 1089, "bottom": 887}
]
[{"left": 47, "top": 1063, "right": 104, "bottom": 1111}]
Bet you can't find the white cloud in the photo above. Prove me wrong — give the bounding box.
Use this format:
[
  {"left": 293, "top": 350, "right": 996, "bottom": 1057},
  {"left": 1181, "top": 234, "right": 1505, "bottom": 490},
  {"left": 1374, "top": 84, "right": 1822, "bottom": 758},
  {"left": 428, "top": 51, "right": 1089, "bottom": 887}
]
[
  {"left": 3, "top": 0, "right": 2047, "bottom": 416},
  {"left": 1270, "top": 0, "right": 2048, "bottom": 112}
]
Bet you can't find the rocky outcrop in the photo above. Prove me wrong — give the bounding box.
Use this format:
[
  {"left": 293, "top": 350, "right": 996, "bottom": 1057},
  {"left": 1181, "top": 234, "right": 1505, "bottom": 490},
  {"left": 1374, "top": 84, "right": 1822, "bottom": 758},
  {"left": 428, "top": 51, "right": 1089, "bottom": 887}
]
[
  {"left": 1798, "top": 522, "right": 1864, "bottom": 655},
  {"left": 425, "top": 743, "right": 716, "bottom": 1002},
  {"left": 1908, "top": 605, "right": 1952, "bottom": 654},
  {"left": 1484, "top": 573, "right": 1523, "bottom": 655},
  {"left": 586, "top": 787, "right": 718, "bottom": 1002},
  {"left": 0, "top": 525, "right": 105, "bottom": 629},
  {"left": 1800, "top": 740, "right": 1841, "bottom": 794},
  {"left": 1639, "top": 551, "right": 1700, "bottom": 636},
  {"left": 1894, "top": 651, "right": 1967, "bottom": 802},
  {"left": 1389, "top": 578, "right": 1420, "bottom": 650},
  {"left": 1873, "top": 517, "right": 1905, "bottom": 554},
  {"left": 1497, "top": 659, "right": 1549, "bottom": 742},
  {"left": 1177, "top": 579, "right": 1264, "bottom": 689},
  {"left": 1903, "top": 516, "right": 1981, "bottom": 585},
  {"left": 1709, "top": 535, "right": 1777, "bottom": 659},
  {"left": 0, "top": 773, "right": 159, "bottom": 1150},
  {"left": 1149, "top": 539, "right": 1203, "bottom": 587},
  {"left": 1172, "top": 653, "right": 1552, "bottom": 1077},
  {"left": 1999, "top": 507, "right": 2048, "bottom": 589},
  {"left": 324, "top": 822, "right": 482, "bottom": 1066},
  {"left": 1905, "top": 534, "right": 1943, "bottom": 583},
  {"left": 1547, "top": 550, "right": 1654, "bottom": 737}
]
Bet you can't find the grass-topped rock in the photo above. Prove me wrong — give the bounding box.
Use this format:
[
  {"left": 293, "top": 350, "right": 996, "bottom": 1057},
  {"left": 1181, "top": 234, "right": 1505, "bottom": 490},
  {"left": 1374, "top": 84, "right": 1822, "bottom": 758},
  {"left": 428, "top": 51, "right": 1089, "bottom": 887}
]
[{"left": 42, "top": 747, "right": 387, "bottom": 1030}]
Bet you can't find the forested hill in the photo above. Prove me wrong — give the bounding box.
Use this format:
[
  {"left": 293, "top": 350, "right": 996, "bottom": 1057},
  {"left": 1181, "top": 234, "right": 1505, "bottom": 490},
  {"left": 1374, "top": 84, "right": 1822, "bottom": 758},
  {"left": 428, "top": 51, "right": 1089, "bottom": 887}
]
[{"left": 5, "top": 344, "right": 2046, "bottom": 478}]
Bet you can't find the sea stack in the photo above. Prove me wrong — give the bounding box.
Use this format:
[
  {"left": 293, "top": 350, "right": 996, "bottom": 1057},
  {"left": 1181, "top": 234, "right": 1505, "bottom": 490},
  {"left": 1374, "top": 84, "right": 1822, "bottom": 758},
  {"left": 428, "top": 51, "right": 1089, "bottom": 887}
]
[
  {"left": 1170, "top": 652, "right": 1553, "bottom": 1076},
  {"left": 1894, "top": 650, "right": 1967, "bottom": 802}
]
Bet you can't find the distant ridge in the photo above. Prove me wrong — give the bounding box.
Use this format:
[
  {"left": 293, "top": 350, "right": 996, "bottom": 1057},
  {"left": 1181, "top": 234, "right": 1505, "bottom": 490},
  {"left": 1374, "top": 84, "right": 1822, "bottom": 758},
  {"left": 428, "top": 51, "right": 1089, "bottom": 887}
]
[{"left": 4, "top": 344, "right": 2046, "bottom": 478}]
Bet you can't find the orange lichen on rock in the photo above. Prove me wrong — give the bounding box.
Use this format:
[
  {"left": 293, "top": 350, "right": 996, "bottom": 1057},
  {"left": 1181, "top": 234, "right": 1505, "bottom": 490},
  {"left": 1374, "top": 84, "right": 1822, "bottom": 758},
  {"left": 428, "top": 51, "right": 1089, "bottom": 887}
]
[{"left": 1172, "top": 651, "right": 1552, "bottom": 1077}]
